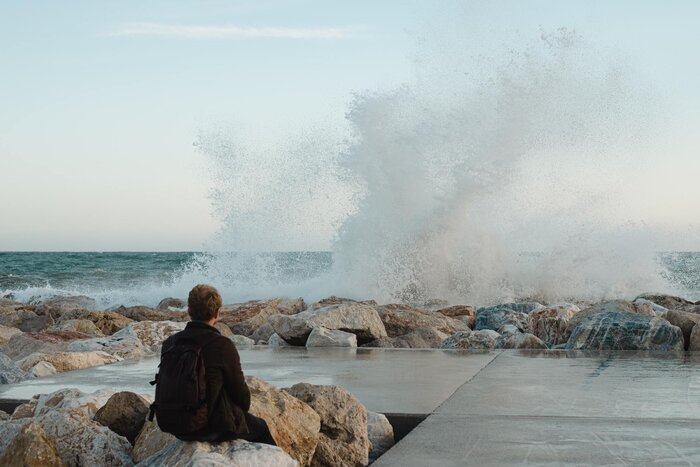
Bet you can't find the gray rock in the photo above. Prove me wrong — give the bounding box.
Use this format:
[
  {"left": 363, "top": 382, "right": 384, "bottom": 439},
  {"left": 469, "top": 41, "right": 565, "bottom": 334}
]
[
  {"left": 475, "top": 307, "right": 529, "bottom": 332},
  {"left": 566, "top": 312, "right": 684, "bottom": 351},
  {"left": 270, "top": 303, "right": 387, "bottom": 345},
  {"left": 367, "top": 411, "right": 394, "bottom": 463},
  {"left": 0, "top": 352, "right": 25, "bottom": 383},
  {"left": 375, "top": 305, "right": 469, "bottom": 338},
  {"left": 496, "top": 327, "right": 547, "bottom": 349},
  {"left": 230, "top": 334, "right": 255, "bottom": 348},
  {"left": 250, "top": 322, "right": 276, "bottom": 343},
  {"left": 28, "top": 361, "right": 58, "bottom": 378},
  {"left": 527, "top": 304, "right": 580, "bottom": 346},
  {"left": 477, "top": 302, "right": 545, "bottom": 314},
  {"left": 440, "top": 330, "right": 500, "bottom": 350},
  {"left": 306, "top": 327, "right": 357, "bottom": 348},
  {"left": 566, "top": 300, "right": 655, "bottom": 334},
  {"left": 156, "top": 297, "right": 185, "bottom": 311},
  {"left": 137, "top": 439, "right": 297, "bottom": 466},
  {"left": 362, "top": 328, "right": 449, "bottom": 349},
  {"left": 635, "top": 293, "right": 696, "bottom": 312},
  {"left": 662, "top": 309, "right": 700, "bottom": 350},
  {"left": 267, "top": 333, "right": 291, "bottom": 347},
  {"left": 632, "top": 298, "right": 668, "bottom": 315},
  {"left": 689, "top": 325, "right": 700, "bottom": 351},
  {"left": 94, "top": 391, "right": 150, "bottom": 444}
]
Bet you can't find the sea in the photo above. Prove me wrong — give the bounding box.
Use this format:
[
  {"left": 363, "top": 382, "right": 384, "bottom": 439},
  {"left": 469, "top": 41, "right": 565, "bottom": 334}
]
[{"left": 0, "top": 251, "right": 698, "bottom": 309}]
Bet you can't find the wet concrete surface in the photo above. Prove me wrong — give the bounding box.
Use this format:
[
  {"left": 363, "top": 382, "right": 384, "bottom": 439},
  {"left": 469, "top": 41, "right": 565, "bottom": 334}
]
[
  {"left": 0, "top": 347, "right": 497, "bottom": 414},
  {"left": 374, "top": 350, "right": 700, "bottom": 466},
  {"left": 3, "top": 348, "right": 700, "bottom": 464}
]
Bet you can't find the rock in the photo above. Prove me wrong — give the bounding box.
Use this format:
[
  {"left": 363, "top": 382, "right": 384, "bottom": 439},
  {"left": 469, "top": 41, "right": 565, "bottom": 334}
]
[
  {"left": 362, "top": 328, "right": 449, "bottom": 349},
  {"left": 566, "top": 312, "right": 684, "bottom": 351},
  {"left": 688, "top": 325, "right": 700, "bottom": 351},
  {"left": 2, "top": 331, "right": 91, "bottom": 360},
  {"left": 0, "top": 422, "right": 64, "bottom": 467},
  {"left": 478, "top": 302, "right": 545, "bottom": 315},
  {"left": 31, "top": 388, "right": 116, "bottom": 418},
  {"left": 306, "top": 327, "right": 357, "bottom": 348},
  {"left": 475, "top": 306, "right": 529, "bottom": 332},
  {"left": 94, "top": 391, "right": 150, "bottom": 444},
  {"left": 132, "top": 419, "right": 177, "bottom": 463},
  {"left": 250, "top": 322, "right": 276, "bottom": 343},
  {"left": 566, "top": 300, "right": 655, "bottom": 333},
  {"left": 67, "top": 333, "right": 145, "bottom": 360},
  {"left": 496, "top": 327, "right": 547, "bottom": 349},
  {"left": 214, "top": 322, "right": 233, "bottom": 337},
  {"left": 137, "top": 439, "right": 298, "bottom": 467},
  {"left": 632, "top": 298, "right": 668, "bottom": 315},
  {"left": 17, "top": 351, "right": 121, "bottom": 373},
  {"left": 267, "top": 333, "right": 291, "bottom": 347},
  {"left": 0, "top": 352, "right": 25, "bottom": 383},
  {"left": 286, "top": 383, "right": 370, "bottom": 467},
  {"left": 231, "top": 334, "right": 255, "bottom": 348},
  {"left": 247, "top": 376, "right": 320, "bottom": 466},
  {"left": 662, "top": 309, "right": 700, "bottom": 350},
  {"left": 0, "top": 410, "right": 10, "bottom": 421},
  {"left": 86, "top": 312, "right": 134, "bottom": 335},
  {"left": 28, "top": 361, "right": 58, "bottom": 378},
  {"left": 35, "top": 295, "right": 96, "bottom": 316},
  {"left": 440, "top": 330, "right": 500, "bottom": 350},
  {"left": 367, "top": 412, "right": 394, "bottom": 463},
  {"left": 271, "top": 303, "right": 387, "bottom": 345},
  {"left": 435, "top": 305, "right": 476, "bottom": 328},
  {"left": 375, "top": 304, "right": 468, "bottom": 338},
  {"left": 12, "top": 400, "right": 38, "bottom": 419},
  {"left": 0, "top": 324, "right": 23, "bottom": 345},
  {"left": 156, "top": 297, "right": 185, "bottom": 311},
  {"left": 635, "top": 293, "right": 696, "bottom": 312},
  {"left": 311, "top": 297, "right": 377, "bottom": 309},
  {"left": 220, "top": 298, "right": 306, "bottom": 337},
  {"left": 51, "top": 319, "right": 104, "bottom": 337},
  {"left": 528, "top": 304, "right": 580, "bottom": 346},
  {"left": 112, "top": 305, "right": 188, "bottom": 322}
]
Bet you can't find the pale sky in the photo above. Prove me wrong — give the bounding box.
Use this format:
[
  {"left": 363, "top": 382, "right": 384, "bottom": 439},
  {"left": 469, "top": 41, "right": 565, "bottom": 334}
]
[{"left": 1, "top": 1, "right": 698, "bottom": 251}]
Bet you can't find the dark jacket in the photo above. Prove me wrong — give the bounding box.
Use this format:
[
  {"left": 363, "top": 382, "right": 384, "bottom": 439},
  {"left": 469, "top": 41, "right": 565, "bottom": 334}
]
[{"left": 161, "top": 320, "right": 251, "bottom": 437}]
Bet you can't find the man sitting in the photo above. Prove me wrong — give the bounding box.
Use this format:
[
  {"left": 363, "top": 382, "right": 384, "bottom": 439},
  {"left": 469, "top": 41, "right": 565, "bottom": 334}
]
[{"left": 158, "top": 284, "right": 276, "bottom": 444}]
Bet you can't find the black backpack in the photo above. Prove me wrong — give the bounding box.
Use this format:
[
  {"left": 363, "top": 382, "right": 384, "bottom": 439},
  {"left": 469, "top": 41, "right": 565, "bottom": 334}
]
[{"left": 148, "top": 335, "right": 217, "bottom": 435}]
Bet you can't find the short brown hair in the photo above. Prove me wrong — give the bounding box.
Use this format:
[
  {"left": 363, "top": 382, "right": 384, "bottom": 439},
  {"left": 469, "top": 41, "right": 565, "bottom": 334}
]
[{"left": 187, "top": 284, "right": 222, "bottom": 321}]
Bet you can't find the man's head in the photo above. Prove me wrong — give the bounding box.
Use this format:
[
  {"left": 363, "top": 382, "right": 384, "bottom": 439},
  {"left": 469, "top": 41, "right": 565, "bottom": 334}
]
[{"left": 187, "top": 284, "right": 222, "bottom": 323}]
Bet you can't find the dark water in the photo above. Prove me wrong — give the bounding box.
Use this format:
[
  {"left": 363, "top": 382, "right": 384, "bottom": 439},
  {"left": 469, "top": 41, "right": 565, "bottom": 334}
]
[{"left": 0, "top": 251, "right": 697, "bottom": 307}]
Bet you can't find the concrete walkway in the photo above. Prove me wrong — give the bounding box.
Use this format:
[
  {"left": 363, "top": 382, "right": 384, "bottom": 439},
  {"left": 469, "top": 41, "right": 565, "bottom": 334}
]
[{"left": 375, "top": 350, "right": 700, "bottom": 466}]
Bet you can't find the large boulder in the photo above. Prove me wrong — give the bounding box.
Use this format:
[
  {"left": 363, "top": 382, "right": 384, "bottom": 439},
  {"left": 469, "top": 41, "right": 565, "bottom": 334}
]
[
  {"left": 34, "top": 295, "right": 96, "bottom": 316},
  {"left": 635, "top": 293, "right": 696, "bottom": 312},
  {"left": 0, "top": 422, "right": 64, "bottom": 467},
  {"left": 0, "top": 351, "right": 25, "bottom": 383},
  {"left": 285, "top": 383, "right": 370, "bottom": 467},
  {"left": 17, "top": 351, "right": 121, "bottom": 373},
  {"left": 434, "top": 305, "right": 476, "bottom": 328},
  {"left": 247, "top": 376, "right": 321, "bottom": 466},
  {"left": 156, "top": 297, "right": 185, "bottom": 311},
  {"left": 2, "top": 331, "right": 91, "bottom": 360},
  {"left": 306, "top": 327, "right": 357, "bottom": 348},
  {"left": 375, "top": 305, "right": 468, "bottom": 338},
  {"left": 475, "top": 306, "right": 529, "bottom": 332},
  {"left": 528, "top": 304, "right": 580, "bottom": 346},
  {"left": 50, "top": 319, "right": 103, "bottom": 337},
  {"left": 362, "top": 328, "right": 448, "bottom": 349},
  {"left": 689, "top": 325, "right": 700, "bottom": 351},
  {"left": 27, "top": 361, "right": 57, "bottom": 378},
  {"left": 231, "top": 335, "right": 255, "bottom": 349},
  {"left": 136, "top": 439, "right": 297, "bottom": 467},
  {"left": 0, "top": 303, "right": 52, "bottom": 333},
  {"left": 85, "top": 312, "right": 135, "bottom": 335},
  {"left": 250, "top": 322, "right": 276, "bottom": 343},
  {"left": 94, "top": 391, "right": 150, "bottom": 444},
  {"left": 68, "top": 320, "right": 185, "bottom": 359},
  {"left": 496, "top": 326, "right": 547, "bottom": 349},
  {"left": 271, "top": 303, "right": 387, "bottom": 345},
  {"left": 440, "top": 330, "right": 500, "bottom": 350},
  {"left": 220, "top": 298, "right": 305, "bottom": 337},
  {"left": 132, "top": 419, "right": 176, "bottom": 463},
  {"left": 112, "top": 305, "right": 188, "bottom": 322},
  {"left": 367, "top": 411, "right": 394, "bottom": 463},
  {"left": 267, "top": 333, "right": 292, "bottom": 347},
  {"left": 662, "top": 309, "right": 700, "bottom": 350},
  {"left": 30, "top": 388, "right": 116, "bottom": 419},
  {"left": 0, "top": 324, "right": 23, "bottom": 345},
  {"left": 566, "top": 312, "right": 684, "bottom": 351},
  {"left": 566, "top": 300, "right": 655, "bottom": 334}
]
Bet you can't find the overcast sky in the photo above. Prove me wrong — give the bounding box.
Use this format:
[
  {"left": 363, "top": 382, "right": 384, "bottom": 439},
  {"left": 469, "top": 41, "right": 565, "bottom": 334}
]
[{"left": 1, "top": 1, "right": 698, "bottom": 251}]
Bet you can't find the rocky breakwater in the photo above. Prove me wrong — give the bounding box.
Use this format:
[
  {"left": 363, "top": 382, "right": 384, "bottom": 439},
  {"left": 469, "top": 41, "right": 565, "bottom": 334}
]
[{"left": 0, "top": 377, "right": 395, "bottom": 466}]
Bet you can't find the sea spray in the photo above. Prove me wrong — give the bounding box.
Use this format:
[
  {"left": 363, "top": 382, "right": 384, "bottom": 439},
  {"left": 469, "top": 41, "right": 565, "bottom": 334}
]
[{"left": 194, "top": 29, "right": 671, "bottom": 304}]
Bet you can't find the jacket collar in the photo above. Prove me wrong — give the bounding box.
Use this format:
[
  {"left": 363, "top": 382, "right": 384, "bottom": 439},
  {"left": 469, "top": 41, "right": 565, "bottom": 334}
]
[{"left": 185, "top": 320, "right": 221, "bottom": 334}]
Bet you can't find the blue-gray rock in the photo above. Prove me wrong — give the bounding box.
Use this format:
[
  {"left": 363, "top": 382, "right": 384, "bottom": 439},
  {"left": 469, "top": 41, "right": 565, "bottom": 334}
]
[
  {"left": 475, "top": 307, "right": 529, "bottom": 332},
  {"left": 477, "top": 302, "right": 544, "bottom": 315},
  {"left": 565, "top": 312, "right": 683, "bottom": 351},
  {"left": 440, "top": 330, "right": 500, "bottom": 350},
  {"left": 0, "top": 352, "right": 25, "bottom": 383}
]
